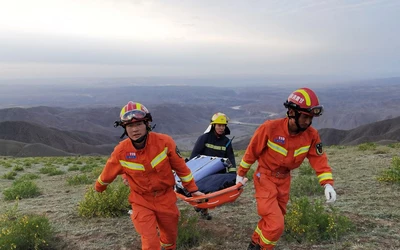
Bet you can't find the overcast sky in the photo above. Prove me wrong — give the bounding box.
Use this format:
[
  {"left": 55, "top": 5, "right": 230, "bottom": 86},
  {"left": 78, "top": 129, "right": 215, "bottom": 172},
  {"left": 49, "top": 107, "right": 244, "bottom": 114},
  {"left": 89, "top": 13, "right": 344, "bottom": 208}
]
[{"left": 0, "top": 0, "right": 399, "bottom": 80}]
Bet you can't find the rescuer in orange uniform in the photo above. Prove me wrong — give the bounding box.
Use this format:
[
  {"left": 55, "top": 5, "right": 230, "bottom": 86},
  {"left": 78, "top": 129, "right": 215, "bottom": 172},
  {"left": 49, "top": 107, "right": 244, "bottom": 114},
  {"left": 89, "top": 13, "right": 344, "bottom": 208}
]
[
  {"left": 95, "top": 101, "right": 204, "bottom": 250},
  {"left": 236, "top": 88, "right": 337, "bottom": 250}
]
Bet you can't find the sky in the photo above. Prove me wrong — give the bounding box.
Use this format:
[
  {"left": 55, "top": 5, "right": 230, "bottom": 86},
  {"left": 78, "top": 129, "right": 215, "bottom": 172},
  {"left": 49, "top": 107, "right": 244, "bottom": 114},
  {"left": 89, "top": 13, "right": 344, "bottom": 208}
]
[{"left": 0, "top": 0, "right": 399, "bottom": 81}]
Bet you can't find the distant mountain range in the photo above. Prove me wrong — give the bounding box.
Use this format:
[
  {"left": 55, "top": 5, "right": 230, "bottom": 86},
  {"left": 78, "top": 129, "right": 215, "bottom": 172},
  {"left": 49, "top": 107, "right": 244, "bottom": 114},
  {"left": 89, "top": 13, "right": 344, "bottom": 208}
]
[
  {"left": 1, "top": 78, "right": 399, "bottom": 156},
  {"left": 0, "top": 115, "right": 399, "bottom": 157}
]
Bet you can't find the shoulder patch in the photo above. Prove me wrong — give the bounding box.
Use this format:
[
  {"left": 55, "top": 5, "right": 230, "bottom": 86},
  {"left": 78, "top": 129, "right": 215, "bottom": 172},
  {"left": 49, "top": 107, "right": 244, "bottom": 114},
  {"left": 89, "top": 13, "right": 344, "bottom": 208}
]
[
  {"left": 175, "top": 146, "right": 183, "bottom": 158},
  {"left": 316, "top": 143, "right": 324, "bottom": 156}
]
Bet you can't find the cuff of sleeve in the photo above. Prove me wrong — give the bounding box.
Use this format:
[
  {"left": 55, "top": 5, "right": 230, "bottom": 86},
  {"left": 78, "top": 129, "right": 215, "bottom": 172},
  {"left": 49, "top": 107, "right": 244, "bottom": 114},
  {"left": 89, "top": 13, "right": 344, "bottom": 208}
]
[
  {"left": 321, "top": 180, "right": 334, "bottom": 187},
  {"left": 237, "top": 169, "right": 247, "bottom": 177},
  {"left": 95, "top": 183, "right": 107, "bottom": 192}
]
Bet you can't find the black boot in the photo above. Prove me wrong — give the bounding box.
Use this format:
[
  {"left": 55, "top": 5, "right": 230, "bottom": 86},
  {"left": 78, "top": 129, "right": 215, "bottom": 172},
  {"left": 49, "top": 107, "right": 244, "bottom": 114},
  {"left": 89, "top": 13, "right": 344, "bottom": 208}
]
[
  {"left": 200, "top": 209, "right": 212, "bottom": 220},
  {"left": 247, "top": 241, "right": 261, "bottom": 250}
]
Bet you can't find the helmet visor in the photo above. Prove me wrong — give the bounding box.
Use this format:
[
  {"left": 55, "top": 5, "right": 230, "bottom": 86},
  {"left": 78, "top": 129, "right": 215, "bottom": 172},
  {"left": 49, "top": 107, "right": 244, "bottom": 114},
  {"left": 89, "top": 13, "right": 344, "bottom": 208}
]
[
  {"left": 121, "top": 110, "right": 147, "bottom": 123},
  {"left": 299, "top": 105, "right": 324, "bottom": 117}
]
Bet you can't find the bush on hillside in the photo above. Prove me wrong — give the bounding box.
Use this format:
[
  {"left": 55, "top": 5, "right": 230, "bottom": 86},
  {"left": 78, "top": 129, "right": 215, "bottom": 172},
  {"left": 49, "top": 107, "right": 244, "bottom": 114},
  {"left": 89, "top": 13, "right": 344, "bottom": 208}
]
[
  {"left": 78, "top": 180, "right": 130, "bottom": 218},
  {"left": 67, "top": 164, "right": 80, "bottom": 171},
  {"left": 298, "top": 162, "right": 314, "bottom": 176},
  {"left": 177, "top": 209, "right": 209, "bottom": 248},
  {"left": 387, "top": 143, "right": 400, "bottom": 149},
  {"left": 0, "top": 161, "right": 13, "bottom": 168},
  {"left": 17, "top": 173, "right": 40, "bottom": 182},
  {"left": 67, "top": 174, "right": 93, "bottom": 186},
  {"left": 39, "top": 166, "right": 64, "bottom": 176},
  {"left": 358, "top": 142, "right": 377, "bottom": 151},
  {"left": 284, "top": 197, "right": 354, "bottom": 244},
  {"left": 291, "top": 175, "right": 323, "bottom": 197},
  {"left": 3, "top": 180, "right": 41, "bottom": 201},
  {"left": 0, "top": 203, "right": 54, "bottom": 250},
  {"left": 2, "top": 171, "right": 17, "bottom": 180},
  {"left": 377, "top": 156, "right": 400, "bottom": 184},
  {"left": 12, "top": 165, "right": 24, "bottom": 172}
]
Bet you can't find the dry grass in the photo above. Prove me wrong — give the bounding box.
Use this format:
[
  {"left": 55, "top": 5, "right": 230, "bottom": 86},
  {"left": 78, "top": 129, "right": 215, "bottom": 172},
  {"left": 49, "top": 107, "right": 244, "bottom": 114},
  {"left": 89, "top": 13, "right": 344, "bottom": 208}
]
[{"left": 0, "top": 145, "right": 399, "bottom": 250}]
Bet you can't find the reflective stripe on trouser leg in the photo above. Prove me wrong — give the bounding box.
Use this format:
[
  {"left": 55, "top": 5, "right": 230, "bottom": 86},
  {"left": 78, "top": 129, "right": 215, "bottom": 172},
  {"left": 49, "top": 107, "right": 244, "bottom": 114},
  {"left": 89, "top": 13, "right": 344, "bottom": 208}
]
[
  {"left": 131, "top": 205, "right": 159, "bottom": 250},
  {"left": 251, "top": 173, "right": 291, "bottom": 249},
  {"left": 157, "top": 190, "right": 179, "bottom": 250}
]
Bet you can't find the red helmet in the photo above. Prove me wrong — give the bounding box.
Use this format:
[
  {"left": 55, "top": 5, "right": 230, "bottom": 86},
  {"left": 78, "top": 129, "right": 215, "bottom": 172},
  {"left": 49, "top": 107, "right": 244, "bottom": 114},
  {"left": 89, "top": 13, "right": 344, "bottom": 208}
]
[
  {"left": 284, "top": 88, "right": 323, "bottom": 116},
  {"left": 119, "top": 101, "right": 152, "bottom": 126}
]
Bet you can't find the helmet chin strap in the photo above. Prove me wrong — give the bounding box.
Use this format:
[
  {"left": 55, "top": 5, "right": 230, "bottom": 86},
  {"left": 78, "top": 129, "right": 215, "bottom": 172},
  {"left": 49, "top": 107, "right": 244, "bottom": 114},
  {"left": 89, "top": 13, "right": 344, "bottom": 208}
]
[
  {"left": 287, "top": 110, "right": 312, "bottom": 133},
  {"left": 131, "top": 132, "right": 148, "bottom": 144}
]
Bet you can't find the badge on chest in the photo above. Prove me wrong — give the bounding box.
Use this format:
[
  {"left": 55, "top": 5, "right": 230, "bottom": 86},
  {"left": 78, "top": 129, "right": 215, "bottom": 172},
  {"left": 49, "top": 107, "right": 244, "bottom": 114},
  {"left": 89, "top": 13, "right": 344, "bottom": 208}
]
[
  {"left": 126, "top": 152, "right": 137, "bottom": 159},
  {"left": 273, "top": 136, "right": 286, "bottom": 144}
]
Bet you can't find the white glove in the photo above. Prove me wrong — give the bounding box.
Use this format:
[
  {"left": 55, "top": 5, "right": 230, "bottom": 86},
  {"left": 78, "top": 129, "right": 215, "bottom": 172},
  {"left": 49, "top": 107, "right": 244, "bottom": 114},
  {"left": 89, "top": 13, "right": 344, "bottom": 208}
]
[
  {"left": 236, "top": 175, "right": 247, "bottom": 185},
  {"left": 324, "top": 184, "right": 336, "bottom": 203}
]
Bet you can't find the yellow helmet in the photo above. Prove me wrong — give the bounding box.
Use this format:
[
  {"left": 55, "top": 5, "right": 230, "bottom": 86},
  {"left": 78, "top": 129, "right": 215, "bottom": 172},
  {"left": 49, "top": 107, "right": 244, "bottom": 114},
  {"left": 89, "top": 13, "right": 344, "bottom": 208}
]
[{"left": 210, "top": 112, "right": 229, "bottom": 125}]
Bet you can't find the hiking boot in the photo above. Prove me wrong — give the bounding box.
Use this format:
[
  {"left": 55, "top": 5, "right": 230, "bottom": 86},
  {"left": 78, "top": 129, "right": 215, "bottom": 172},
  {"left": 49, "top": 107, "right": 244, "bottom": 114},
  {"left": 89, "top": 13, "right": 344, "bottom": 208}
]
[
  {"left": 194, "top": 207, "right": 202, "bottom": 213},
  {"left": 247, "top": 241, "right": 261, "bottom": 250},
  {"left": 200, "top": 209, "right": 212, "bottom": 220}
]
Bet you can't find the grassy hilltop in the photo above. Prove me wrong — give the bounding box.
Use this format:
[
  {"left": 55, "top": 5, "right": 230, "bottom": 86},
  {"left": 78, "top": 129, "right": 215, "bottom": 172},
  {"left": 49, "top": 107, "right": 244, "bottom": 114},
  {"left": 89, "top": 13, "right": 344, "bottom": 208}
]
[{"left": 0, "top": 143, "right": 399, "bottom": 250}]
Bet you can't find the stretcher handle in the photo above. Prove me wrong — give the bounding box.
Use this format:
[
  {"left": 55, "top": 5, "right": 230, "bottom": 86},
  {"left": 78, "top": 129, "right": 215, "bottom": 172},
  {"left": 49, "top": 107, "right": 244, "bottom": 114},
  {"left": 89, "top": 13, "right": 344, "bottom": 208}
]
[{"left": 176, "top": 182, "right": 244, "bottom": 203}]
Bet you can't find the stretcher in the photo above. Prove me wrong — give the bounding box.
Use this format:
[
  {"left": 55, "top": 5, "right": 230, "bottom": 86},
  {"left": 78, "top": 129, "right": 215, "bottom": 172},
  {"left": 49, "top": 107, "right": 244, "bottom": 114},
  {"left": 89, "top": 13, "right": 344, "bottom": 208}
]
[
  {"left": 174, "top": 155, "right": 227, "bottom": 184},
  {"left": 174, "top": 155, "right": 246, "bottom": 209},
  {"left": 175, "top": 182, "right": 245, "bottom": 209}
]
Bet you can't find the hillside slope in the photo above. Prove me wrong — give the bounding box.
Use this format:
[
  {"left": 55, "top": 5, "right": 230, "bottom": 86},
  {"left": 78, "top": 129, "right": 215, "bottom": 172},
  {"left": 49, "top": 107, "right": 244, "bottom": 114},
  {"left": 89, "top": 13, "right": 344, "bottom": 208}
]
[
  {"left": 0, "top": 121, "right": 116, "bottom": 156},
  {"left": 319, "top": 116, "right": 400, "bottom": 145}
]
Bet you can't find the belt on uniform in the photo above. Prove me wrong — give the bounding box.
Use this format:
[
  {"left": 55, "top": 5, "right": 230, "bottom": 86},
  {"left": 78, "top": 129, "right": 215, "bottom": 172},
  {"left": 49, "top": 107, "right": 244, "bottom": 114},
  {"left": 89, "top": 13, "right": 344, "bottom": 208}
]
[
  {"left": 258, "top": 167, "right": 290, "bottom": 179},
  {"left": 141, "top": 189, "right": 168, "bottom": 197}
]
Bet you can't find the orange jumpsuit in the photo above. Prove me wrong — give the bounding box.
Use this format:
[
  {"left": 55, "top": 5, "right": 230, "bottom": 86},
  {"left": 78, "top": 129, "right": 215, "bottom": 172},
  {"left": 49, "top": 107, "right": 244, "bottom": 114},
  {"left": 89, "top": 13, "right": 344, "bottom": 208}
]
[
  {"left": 237, "top": 118, "right": 334, "bottom": 250},
  {"left": 95, "top": 132, "right": 198, "bottom": 250}
]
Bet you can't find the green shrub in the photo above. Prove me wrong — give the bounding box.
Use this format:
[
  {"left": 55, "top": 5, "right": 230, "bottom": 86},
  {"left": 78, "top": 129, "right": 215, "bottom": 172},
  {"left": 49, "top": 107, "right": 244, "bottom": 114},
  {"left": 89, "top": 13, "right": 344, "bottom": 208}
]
[
  {"left": 39, "top": 166, "right": 64, "bottom": 176},
  {"left": 3, "top": 180, "right": 41, "bottom": 201},
  {"left": 290, "top": 175, "right": 323, "bottom": 197},
  {"left": 75, "top": 160, "right": 83, "bottom": 165},
  {"left": 373, "top": 148, "right": 389, "bottom": 154},
  {"left": 90, "top": 167, "right": 104, "bottom": 179},
  {"left": 284, "top": 197, "right": 354, "bottom": 243},
  {"left": 387, "top": 143, "right": 400, "bottom": 149},
  {"left": 0, "top": 203, "right": 54, "bottom": 249},
  {"left": 68, "top": 164, "right": 80, "bottom": 171},
  {"left": 16, "top": 173, "right": 40, "bottom": 182},
  {"left": 180, "top": 151, "right": 191, "bottom": 158},
  {"left": 298, "top": 162, "right": 314, "bottom": 176},
  {"left": 67, "top": 174, "right": 93, "bottom": 186},
  {"left": 358, "top": 142, "right": 377, "bottom": 151},
  {"left": 1, "top": 161, "right": 13, "bottom": 168},
  {"left": 12, "top": 165, "right": 24, "bottom": 172},
  {"left": 177, "top": 209, "right": 206, "bottom": 248},
  {"left": 2, "top": 171, "right": 17, "bottom": 180},
  {"left": 23, "top": 161, "right": 32, "bottom": 167},
  {"left": 78, "top": 181, "right": 130, "bottom": 218},
  {"left": 377, "top": 156, "right": 400, "bottom": 184},
  {"left": 80, "top": 163, "right": 99, "bottom": 173}
]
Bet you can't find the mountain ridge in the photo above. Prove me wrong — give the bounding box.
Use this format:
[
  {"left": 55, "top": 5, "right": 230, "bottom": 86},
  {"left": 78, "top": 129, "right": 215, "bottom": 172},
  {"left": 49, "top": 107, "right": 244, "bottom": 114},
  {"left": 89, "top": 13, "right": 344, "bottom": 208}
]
[{"left": 1, "top": 115, "right": 399, "bottom": 157}]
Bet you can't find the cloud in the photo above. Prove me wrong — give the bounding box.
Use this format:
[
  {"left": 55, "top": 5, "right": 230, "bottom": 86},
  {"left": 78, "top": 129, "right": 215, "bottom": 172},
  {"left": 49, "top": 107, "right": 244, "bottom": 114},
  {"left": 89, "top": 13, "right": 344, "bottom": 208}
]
[{"left": 0, "top": 0, "right": 399, "bottom": 79}]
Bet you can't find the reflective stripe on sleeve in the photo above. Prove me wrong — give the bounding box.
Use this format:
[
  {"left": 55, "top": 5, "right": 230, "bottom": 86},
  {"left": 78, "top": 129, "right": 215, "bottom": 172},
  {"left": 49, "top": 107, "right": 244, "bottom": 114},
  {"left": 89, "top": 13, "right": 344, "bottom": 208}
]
[
  {"left": 97, "top": 176, "right": 110, "bottom": 186},
  {"left": 317, "top": 172, "right": 333, "bottom": 183},
  {"left": 294, "top": 145, "right": 310, "bottom": 157},
  {"left": 179, "top": 173, "right": 194, "bottom": 183},
  {"left": 228, "top": 167, "right": 237, "bottom": 172},
  {"left": 240, "top": 160, "right": 252, "bottom": 169}
]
